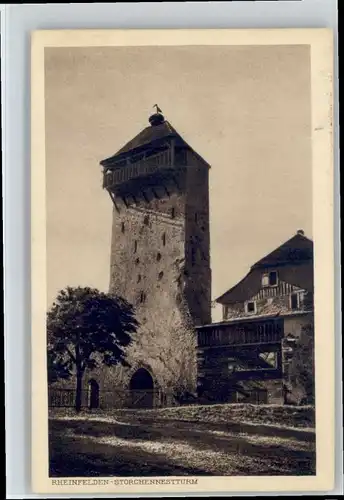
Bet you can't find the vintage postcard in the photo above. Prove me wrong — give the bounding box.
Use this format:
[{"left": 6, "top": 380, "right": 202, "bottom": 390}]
[{"left": 31, "top": 28, "right": 334, "bottom": 494}]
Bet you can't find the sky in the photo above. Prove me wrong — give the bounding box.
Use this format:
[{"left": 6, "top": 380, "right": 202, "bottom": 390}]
[{"left": 45, "top": 44, "right": 312, "bottom": 322}]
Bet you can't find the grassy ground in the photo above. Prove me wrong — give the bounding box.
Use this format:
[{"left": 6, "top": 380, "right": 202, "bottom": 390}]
[
  {"left": 105, "top": 403, "right": 315, "bottom": 429},
  {"left": 49, "top": 404, "right": 315, "bottom": 477}
]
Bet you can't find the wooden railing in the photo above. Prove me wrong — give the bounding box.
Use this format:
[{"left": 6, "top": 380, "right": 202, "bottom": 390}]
[
  {"left": 48, "top": 388, "right": 176, "bottom": 409},
  {"left": 197, "top": 319, "right": 283, "bottom": 348},
  {"left": 103, "top": 149, "right": 172, "bottom": 189}
]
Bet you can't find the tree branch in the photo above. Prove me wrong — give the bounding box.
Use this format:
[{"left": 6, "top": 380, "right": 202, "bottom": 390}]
[{"left": 65, "top": 347, "right": 76, "bottom": 363}]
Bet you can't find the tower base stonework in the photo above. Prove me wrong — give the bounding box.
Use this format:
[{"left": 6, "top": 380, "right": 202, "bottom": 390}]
[{"left": 107, "top": 195, "right": 199, "bottom": 403}]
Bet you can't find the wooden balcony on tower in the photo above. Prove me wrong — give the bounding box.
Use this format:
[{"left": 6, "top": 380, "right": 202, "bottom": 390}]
[{"left": 102, "top": 146, "right": 189, "bottom": 199}]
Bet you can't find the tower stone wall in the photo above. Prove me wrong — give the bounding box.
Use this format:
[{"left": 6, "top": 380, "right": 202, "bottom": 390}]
[{"left": 108, "top": 172, "right": 211, "bottom": 397}]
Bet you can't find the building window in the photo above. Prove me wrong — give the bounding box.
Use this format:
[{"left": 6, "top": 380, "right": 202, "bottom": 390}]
[
  {"left": 162, "top": 233, "right": 166, "bottom": 246},
  {"left": 269, "top": 271, "right": 278, "bottom": 286},
  {"left": 290, "top": 292, "right": 300, "bottom": 310},
  {"left": 143, "top": 215, "right": 149, "bottom": 226},
  {"left": 171, "top": 207, "right": 176, "bottom": 219},
  {"left": 245, "top": 301, "right": 256, "bottom": 314},
  {"left": 121, "top": 222, "right": 125, "bottom": 233},
  {"left": 134, "top": 240, "right": 138, "bottom": 253},
  {"left": 157, "top": 252, "right": 162, "bottom": 262},
  {"left": 262, "top": 270, "right": 278, "bottom": 287},
  {"left": 137, "top": 274, "right": 141, "bottom": 283},
  {"left": 158, "top": 271, "right": 164, "bottom": 281},
  {"left": 139, "top": 291, "right": 146, "bottom": 304},
  {"left": 135, "top": 257, "right": 140, "bottom": 265},
  {"left": 262, "top": 274, "right": 269, "bottom": 287}
]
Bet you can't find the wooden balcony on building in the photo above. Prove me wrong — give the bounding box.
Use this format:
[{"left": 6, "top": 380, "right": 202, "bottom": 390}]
[{"left": 197, "top": 318, "right": 284, "bottom": 348}]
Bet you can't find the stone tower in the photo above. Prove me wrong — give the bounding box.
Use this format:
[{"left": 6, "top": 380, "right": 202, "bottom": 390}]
[{"left": 100, "top": 109, "right": 211, "bottom": 404}]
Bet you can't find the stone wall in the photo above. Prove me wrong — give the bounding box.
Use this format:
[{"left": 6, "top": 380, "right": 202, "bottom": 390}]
[
  {"left": 106, "top": 162, "right": 211, "bottom": 399},
  {"left": 184, "top": 163, "right": 212, "bottom": 326}
]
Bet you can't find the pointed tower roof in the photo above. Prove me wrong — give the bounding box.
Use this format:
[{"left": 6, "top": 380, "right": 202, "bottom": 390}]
[
  {"left": 114, "top": 119, "right": 179, "bottom": 157},
  {"left": 100, "top": 108, "right": 210, "bottom": 168}
]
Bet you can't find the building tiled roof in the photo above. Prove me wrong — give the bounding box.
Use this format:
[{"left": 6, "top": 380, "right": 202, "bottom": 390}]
[
  {"left": 251, "top": 232, "right": 313, "bottom": 269},
  {"left": 216, "top": 232, "right": 314, "bottom": 305}
]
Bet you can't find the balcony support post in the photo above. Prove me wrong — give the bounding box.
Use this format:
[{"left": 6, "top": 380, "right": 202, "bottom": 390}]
[
  {"left": 163, "top": 184, "right": 170, "bottom": 197},
  {"left": 151, "top": 187, "right": 160, "bottom": 200},
  {"left": 108, "top": 191, "right": 120, "bottom": 213},
  {"left": 141, "top": 190, "right": 150, "bottom": 203}
]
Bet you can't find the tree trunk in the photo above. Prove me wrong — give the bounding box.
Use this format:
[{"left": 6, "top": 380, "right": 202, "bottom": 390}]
[{"left": 75, "top": 369, "right": 83, "bottom": 413}]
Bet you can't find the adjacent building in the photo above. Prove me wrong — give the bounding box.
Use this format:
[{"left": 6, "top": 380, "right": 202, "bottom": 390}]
[{"left": 196, "top": 230, "right": 314, "bottom": 404}]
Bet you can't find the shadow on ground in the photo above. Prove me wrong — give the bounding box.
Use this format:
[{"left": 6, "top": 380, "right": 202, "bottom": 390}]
[
  {"left": 49, "top": 414, "right": 316, "bottom": 477},
  {"left": 49, "top": 429, "right": 207, "bottom": 477}
]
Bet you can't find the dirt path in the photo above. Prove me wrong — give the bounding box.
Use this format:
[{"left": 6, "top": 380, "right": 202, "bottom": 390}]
[{"left": 49, "top": 412, "right": 315, "bottom": 477}]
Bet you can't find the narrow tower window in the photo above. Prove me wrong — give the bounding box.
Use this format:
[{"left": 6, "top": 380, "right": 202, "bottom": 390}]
[
  {"left": 162, "top": 233, "right": 166, "bottom": 246},
  {"left": 143, "top": 215, "right": 149, "bottom": 226},
  {"left": 171, "top": 207, "right": 176, "bottom": 219},
  {"left": 158, "top": 271, "right": 164, "bottom": 281},
  {"left": 137, "top": 274, "right": 142, "bottom": 283},
  {"left": 157, "top": 252, "right": 162, "bottom": 262},
  {"left": 121, "top": 222, "right": 125, "bottom": 233},
  {"left": 140, "top": 291, "right": 146, "bottom": 304},
  {"left": 134, "top": 240, "right": 138, "bottom": 253},
  {"left": 191, "top": 248, "right": 196, "bottom": 266}
]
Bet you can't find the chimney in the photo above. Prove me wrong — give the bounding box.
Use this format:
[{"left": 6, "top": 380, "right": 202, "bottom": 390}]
[{"left": 297, "top": 229, "right": 305, "bottom": 236}]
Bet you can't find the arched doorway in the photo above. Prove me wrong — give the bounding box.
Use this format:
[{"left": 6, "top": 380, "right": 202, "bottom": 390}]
[
  {"left": 88, "top": 379, "right": 99, "bottom": 409},
  {"left": 129, "top": 368, "right": 154, "bottom": 409}
]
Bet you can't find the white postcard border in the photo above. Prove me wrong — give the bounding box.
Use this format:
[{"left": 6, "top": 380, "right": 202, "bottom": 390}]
[{"left": 31, "top": 28, "right": 334, "bottom": 495}]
